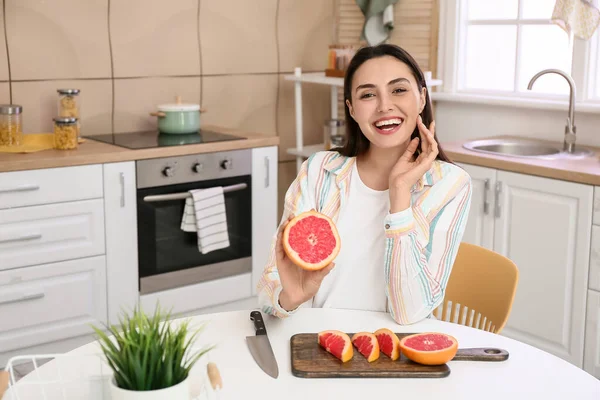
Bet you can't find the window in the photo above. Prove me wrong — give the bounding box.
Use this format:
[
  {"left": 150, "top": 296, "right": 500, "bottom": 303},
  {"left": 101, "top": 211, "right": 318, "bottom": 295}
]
[{"left": 458, "top": 0, "right": 573, "bottom": 96}]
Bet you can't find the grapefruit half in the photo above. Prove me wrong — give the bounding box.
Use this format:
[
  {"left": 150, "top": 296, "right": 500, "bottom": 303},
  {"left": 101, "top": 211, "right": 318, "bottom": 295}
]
[
  {"left": 282, "top": 210, "right": 341, "bottom": 271},
  {"left": 351, "top": 332, "right": 380, "bottom": 362},
  {"left": 318, "top": 330, "right": 353, "bottom": 362},
  {"left": 374, "top": 328, "right": 401, "bottom": 361},
  {"left": 399, "top": 332, "right": 458, "bottom": 365}
]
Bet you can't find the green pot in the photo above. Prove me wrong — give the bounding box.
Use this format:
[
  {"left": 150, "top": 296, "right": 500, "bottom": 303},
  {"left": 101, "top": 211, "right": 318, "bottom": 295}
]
[{"left": 151, "top": 102, "right": 203, "bottom": 135}]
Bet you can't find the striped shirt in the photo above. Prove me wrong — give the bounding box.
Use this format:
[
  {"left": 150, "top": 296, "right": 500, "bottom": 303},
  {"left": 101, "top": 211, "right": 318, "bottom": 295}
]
[{"left": 256, "top": 150, "right": 472, "bottom": 325}]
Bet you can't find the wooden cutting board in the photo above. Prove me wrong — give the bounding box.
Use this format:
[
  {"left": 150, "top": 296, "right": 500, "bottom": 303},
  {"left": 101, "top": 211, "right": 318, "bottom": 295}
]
[{"left": 290, "top": 332, "right": 509, "bottom": 378}]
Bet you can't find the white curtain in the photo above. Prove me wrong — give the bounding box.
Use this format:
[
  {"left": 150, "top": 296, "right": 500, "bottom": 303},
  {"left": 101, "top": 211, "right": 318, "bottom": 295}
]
[{"left": 551, "top": 0, "right": 600, "bottom": 40}]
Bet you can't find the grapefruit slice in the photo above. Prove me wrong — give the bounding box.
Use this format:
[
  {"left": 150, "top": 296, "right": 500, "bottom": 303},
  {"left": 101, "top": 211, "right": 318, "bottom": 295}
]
[
  {"left": 318, "top": 330, "right": 353, "bottom": 362},
  {"left": 351, "top": 332, "right": 380, "bottom": 362},
  {"left": 283, "top": 210, "right": 341, "bottom": 271},
  {"left": 374, "top": 328, "right": 401, "bottom": 361},
  {"left": 399, "top": 332, "right": 458, "bottom": 365}
]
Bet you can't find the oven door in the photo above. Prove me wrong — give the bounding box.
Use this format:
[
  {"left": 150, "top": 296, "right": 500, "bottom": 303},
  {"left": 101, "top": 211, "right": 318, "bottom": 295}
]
[{"left": 136, "top": 174, "right": 252, "bottom": 294}]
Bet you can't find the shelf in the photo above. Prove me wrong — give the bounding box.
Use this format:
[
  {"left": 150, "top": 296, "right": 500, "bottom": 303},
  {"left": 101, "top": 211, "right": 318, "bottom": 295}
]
[
  {"left": 284, "top": 72, "right": 344, "bottom": 87},
  {"left": 286, "top": 144, "right": 326, "bottom": 158},
  {"left": 283, "top": 72, "right": 443, "bottom": 88}
]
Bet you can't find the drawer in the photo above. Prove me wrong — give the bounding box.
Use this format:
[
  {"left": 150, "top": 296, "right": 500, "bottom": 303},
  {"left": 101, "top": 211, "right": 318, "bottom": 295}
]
[
  {"left": 0, "top": 199, "right": 105, "bottom": 270},
  {"left": 0, "top": 256, "right": 107, "bottom": 352},
  {"left": 0, "top": 164, "right": 102, "bottom": 210}
]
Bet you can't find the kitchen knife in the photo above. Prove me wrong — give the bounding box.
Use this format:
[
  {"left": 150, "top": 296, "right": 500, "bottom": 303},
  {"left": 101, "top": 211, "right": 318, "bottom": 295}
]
[{"left": 246, "top": 310, "right": 279, "bottom": 379}]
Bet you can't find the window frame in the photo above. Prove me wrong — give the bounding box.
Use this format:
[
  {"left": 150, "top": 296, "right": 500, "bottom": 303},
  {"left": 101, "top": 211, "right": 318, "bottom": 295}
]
[
  {"left": 587, "top": 31, "right": 600, "bottom": 102},
  {"left": 436, "top": 0, "right": 600, "bottom": 112}
]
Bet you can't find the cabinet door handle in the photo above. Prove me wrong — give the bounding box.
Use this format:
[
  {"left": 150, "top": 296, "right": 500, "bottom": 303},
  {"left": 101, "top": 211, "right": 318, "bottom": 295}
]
[
  {"left": 494, "top": 181, "right": 502, "bottom": 218},
  {"left": 483, "top": 178, "right": 490, "bottom": 215},
  {"left": 0, "top": 184, "right": 40, "bottom": 194},
  {"left": 264, "top": 157, "right": 270, "bottom": 188},
  {"left": 0, "top": 291, "right": 45, "bottom": 306},
  {"left": 0, "top": 233, "right": 42, "bottom": 244},
  {"left": 119, "top": 172, "right": 125, "bottom": 208}
]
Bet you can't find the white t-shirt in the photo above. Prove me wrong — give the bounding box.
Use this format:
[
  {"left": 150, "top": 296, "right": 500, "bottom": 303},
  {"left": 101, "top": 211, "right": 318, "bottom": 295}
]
[{"left": 312, "top": 161, "right": 390, "bottom": 312}]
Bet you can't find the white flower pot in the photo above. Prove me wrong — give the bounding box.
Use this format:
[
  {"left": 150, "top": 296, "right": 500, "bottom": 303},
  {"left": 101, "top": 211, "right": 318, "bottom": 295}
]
[{"left": 109, "top": 375, "right": 190, "bottom": 400}]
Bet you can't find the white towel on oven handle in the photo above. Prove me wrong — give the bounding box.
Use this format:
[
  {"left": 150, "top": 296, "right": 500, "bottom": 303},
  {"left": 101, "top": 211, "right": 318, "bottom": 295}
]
[{"left": 180, "top": 186, "right": 231, "bottom": 254}]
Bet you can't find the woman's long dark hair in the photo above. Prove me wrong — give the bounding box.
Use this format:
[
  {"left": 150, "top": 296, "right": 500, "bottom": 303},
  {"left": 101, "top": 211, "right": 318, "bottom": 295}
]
[{"left": 336, "top": 43, "right": 452, "bottom": 163}]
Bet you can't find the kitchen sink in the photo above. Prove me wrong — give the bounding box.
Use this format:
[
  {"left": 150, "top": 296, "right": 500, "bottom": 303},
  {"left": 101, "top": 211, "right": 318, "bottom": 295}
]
[{"left": 462, "top": 138, "right": 567, "bottom": 159}]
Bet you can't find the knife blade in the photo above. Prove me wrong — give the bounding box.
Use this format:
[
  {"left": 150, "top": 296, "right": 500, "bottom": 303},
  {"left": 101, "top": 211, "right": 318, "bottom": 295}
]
[{"left": 246, "top": 310, "right": 279, "bottom": 379}]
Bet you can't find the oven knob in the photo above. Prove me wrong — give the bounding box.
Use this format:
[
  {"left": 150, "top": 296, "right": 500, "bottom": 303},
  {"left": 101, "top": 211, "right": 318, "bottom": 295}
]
[
  {"left": 220, "top": 159, "right": 232, "bottom": 170},
  {"left": 192, "top": 163, "right": 204, "bottom": 173},
  {"left": 162, "top": 166, "right": 174, "bottom": 177}
]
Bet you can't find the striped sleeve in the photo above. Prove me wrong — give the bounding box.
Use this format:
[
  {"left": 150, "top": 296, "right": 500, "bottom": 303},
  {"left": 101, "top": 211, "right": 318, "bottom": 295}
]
[
  {"left": 383, "top": 166, "right": 472, "bottom": 325},
  {"left": 255, "top": 155, "right": 317, "bottom": 318}
]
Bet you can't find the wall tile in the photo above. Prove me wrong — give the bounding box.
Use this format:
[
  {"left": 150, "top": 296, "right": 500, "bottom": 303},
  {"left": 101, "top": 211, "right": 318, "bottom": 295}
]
[
  {"left": 200, "top": 0, "right": 278, "bottom": 75},
  {"left": 202, "top": 74, "right": 277, "bottom": 136},
  {"left": 0, "top": 5, "right": 8, "bottom": 81},
  {"left": 277, "top": 160, "right": 298, "bottom": 221},
  {"left": 0, "top": 83, "right": 10, "bottom": 103},
  {"left": 110, "top": 0, "right": 200, "bottom": 78},
  {"left": 278, "top": 0, "right": 335, "bottom": 72},
  {"left": 277, "top": 75, "right": 332, "bottom": 161},
  {"left": 113, "top": 77, "right": 201, "bottom": 133},
  {"left": 6, "top": 0, "right": 111, "bottom": 80},
  {"left": 12, "top": 79, "right": 112, "bottom": 134}
]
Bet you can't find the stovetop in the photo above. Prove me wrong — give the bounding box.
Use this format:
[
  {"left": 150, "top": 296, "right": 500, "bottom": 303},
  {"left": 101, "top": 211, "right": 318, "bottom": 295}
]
[{"left": 84, "top": 129, "right": 244, "bottom": 150}]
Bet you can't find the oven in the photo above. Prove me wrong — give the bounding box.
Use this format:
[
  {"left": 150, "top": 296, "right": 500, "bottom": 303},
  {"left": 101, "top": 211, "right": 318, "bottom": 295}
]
[{"left": 135, "top": 149, "right": 252, "bottom": 295}]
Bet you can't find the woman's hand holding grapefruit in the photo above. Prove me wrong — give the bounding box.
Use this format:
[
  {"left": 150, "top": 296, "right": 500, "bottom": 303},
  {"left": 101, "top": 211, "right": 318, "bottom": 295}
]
[{"left": 276, "top": 212, "right": 339, "bottom": 311}]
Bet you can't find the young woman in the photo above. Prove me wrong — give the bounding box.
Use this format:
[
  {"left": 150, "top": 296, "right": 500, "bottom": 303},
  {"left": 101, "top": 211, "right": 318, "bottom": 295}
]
[{"left": 257, "top": 44, "right": 472, "bottom": 325}]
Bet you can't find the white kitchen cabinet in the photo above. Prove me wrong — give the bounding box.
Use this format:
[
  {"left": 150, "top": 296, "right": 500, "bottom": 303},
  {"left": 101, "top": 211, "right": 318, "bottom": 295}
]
[
  {"left": 591, "top": 220, "right": 600, "bottom": 293},
  {"left": 458, "top": 163, "right": 495, "bottom": 250},
  {"left": 251, "top": 146, "right": 278, "bottom": 295},
  {"left": 0, "top": 164, "right": 103, "bottom": 210},
  {"left": 0, "top": 199, "right": 105, "bottom": 270},
  {"left": 0, "top": 256, "right": 107, "bottom": 353},
  {"left": 584, "top": 289, "right": 600, "bottom": 379},
  {"left": 103, "top": 162, "right": 139, "bottom": 326},
  {"left": 458, "top": 163, "right": 593, "bottom": 368}
]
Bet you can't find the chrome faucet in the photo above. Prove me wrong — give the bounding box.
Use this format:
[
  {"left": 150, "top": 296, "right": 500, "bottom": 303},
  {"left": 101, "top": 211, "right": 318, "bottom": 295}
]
[{"left": 527, "top": 69, "right": 581, "bottom": 155}]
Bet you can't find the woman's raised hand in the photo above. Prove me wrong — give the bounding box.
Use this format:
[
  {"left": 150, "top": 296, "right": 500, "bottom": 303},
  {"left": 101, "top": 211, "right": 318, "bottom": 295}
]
[{"left": 388, "top": 116, "right": 438, "bottom": 212}]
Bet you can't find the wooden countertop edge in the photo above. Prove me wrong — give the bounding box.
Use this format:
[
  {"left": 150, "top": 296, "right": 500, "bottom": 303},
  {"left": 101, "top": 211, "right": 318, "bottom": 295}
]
[
  {"left": 0, "top": 127, "right": 279, "bottom": 173},
  {"left": 443, "top": 137, "right": 600, "bottom": 186}
]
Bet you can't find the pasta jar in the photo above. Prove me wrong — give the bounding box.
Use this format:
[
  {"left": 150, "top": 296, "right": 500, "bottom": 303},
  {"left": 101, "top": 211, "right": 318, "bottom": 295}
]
[
  {"left": 0, "top": 104, "right": 23, "bottom": 146},
  {"left": 53, "top": 117, "right": 79, "bottom": 150},
  {"left": 57, "top": 89, "right": 81, "bottom": 136}
]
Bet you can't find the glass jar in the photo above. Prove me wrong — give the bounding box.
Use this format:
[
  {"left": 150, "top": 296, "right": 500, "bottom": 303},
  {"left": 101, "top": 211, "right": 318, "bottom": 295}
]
[
  {"left": 324, "top": 119, "right": 345, "bottom": 150},
  {"left": 0, "top": 104, "right": 23, "bottom": 147},
  {"left": 53, "top": 117, "right": 79, "bottom": 150},
  {"left": 57, "top": 89, "right": 81, "bottom": 137}
]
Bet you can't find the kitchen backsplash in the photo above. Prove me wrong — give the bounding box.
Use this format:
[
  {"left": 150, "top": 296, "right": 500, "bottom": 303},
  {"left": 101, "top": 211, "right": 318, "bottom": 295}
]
[{"left": 0, "top": 0, "right": 336, "bottom": 217}]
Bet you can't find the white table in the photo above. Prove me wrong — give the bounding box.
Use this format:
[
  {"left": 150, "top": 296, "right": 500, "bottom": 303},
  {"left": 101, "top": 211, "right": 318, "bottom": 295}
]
[{"left": 6, "top": 308, "right": 600, "bottom": 399}]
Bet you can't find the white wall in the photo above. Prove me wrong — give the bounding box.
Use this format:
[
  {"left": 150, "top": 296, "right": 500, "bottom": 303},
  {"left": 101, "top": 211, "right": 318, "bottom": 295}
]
[{"left": 434, "top": 101, "right": 600, "bottom": 148}]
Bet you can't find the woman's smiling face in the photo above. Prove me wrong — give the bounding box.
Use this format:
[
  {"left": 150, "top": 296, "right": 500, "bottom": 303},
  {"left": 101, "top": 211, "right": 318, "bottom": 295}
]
[{"left": 346, "top": 55, "right": 426, "bottom": 150}]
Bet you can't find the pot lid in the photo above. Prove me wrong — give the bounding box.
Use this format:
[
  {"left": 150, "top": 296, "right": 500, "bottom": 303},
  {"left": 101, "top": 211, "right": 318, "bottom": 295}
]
[
  {"left": 157, "top": 103, "right": 200, "bottom": 112},
  {"left": 157, "top": 95, "right": 200, "bottom": 112}
]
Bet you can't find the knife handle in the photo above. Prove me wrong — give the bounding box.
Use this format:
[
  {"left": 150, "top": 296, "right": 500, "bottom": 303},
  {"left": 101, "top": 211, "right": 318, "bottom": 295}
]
[{"left": 250, "top": 311, "right": 267, "bottom": 336}]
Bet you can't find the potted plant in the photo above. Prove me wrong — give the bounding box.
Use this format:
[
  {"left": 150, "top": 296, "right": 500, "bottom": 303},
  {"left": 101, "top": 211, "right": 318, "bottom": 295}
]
[{"left": 92, "top": 304, "right": 214, "bottom": 400}]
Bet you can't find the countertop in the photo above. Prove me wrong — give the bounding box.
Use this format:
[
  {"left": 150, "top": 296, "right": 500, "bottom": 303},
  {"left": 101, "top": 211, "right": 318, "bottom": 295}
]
[
  {"left": 3, "top": 130, "right": 600, "bottom": 187},
  {"left": 442, "top": 136, "right": 600, "bottom": 186},
  {"left": 0, "top": 125, "right": 279, "bottom": 173}
]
